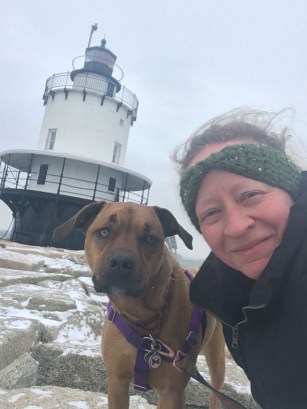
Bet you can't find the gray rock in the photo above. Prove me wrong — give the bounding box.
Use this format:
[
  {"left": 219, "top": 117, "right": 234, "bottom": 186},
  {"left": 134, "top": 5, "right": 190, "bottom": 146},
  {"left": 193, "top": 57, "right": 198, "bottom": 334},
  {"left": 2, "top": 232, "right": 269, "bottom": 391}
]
[
  {"left": 31, "top": 343, "right": 107, "bottom": 392},
  {"left": 0, "top": 248, "right": 45, "bottom": 271},
  {"left": 0, "top": 317, "right": 44, "bottom": 371},
  {"left": 0, "top": 268, "right": 69, "bottom": 287},
  {"left": 0, "top": 239, "right": 261, "bottom": 408},
  {"left": 0, "top": 386, "right": 156, "bottom": 409},
  {"left": 0, "top": 353, "right": 38, "bottom": 389}
]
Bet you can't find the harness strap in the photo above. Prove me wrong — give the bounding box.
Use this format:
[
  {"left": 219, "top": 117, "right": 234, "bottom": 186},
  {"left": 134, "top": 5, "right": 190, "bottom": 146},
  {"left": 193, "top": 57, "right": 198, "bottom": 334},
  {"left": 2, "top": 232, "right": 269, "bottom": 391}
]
[
  {"left": 107, "top": 270, "right": 203, "bottom": 391},
  {"left": 107, "top": 272, "right": 247, "bottom": 409},
  {"left": 107, "top": 304, "right": 145, "bottom": 348},
  {"left": 134, "top": 339, "right": 151, "bottom": 390}
]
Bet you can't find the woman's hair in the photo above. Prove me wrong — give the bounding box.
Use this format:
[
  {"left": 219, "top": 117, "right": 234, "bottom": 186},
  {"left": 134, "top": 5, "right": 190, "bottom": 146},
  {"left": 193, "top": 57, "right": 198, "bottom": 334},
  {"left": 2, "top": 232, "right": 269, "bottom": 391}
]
[{"left": 173, "top": 108, "right": 293, "bottom": 175}]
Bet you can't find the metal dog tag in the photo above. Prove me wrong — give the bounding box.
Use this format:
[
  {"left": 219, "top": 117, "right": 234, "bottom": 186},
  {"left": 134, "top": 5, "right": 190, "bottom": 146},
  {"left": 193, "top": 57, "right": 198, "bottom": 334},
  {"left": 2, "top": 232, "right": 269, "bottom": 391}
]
[
  {"left": 144, "top": 351, "right": 162, "bottom": 370},
  {"left": 148, "top": 353, "right": 162, "bottom": 370},
  {"left": 144, "top": 350, "right": 153, "bottom": 362}
]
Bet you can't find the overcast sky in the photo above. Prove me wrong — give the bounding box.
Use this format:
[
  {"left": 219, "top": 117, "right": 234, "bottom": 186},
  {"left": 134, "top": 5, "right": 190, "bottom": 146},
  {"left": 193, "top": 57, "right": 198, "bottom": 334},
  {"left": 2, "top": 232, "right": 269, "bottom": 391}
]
[{"left": 1, "top": 0, "right": 307, "bottom": 259}]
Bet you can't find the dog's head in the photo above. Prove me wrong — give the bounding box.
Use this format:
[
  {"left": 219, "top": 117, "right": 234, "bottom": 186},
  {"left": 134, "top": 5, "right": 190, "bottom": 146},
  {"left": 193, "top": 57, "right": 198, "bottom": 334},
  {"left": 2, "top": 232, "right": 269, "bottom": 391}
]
[{"left": 52, "top": 201, "right": 193, "bottom": 297}]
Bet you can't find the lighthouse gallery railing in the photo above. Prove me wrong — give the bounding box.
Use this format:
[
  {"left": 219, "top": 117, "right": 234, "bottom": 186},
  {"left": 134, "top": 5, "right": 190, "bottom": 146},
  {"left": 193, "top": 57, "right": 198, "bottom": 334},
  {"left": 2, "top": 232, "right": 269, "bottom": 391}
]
[
  {"left": 43, "top": 72, "right": 139, "bottom": 120},
  {"left": 0, "top": 162, "right": 149, "bottom": 205}
]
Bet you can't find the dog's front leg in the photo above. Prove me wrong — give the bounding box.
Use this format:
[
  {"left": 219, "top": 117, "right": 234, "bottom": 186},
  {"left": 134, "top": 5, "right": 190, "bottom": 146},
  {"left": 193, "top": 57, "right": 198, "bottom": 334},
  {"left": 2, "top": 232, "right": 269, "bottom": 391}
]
[
  {"left": 203, "top": 320, "right": 225, "bottom": 409},
  {"left": 107, "top": 378, "right": 130, "bottom": 409},
  {"left": 156, "top": 391, "right": 185, "bottom": 409}
]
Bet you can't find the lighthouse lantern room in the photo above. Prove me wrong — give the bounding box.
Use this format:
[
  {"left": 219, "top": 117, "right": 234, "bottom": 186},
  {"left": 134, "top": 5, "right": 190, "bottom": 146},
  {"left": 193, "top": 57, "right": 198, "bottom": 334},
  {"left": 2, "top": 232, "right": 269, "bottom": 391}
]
[{"left": 0, "top": 25, "right": 151, "bottom": 249}]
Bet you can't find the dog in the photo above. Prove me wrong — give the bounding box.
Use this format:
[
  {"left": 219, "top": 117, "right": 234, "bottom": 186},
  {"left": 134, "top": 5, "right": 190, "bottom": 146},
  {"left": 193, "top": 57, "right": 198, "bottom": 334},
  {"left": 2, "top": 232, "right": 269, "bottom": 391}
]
[{"left": 52, "top": 201, "right": 225, "bottom": 409}]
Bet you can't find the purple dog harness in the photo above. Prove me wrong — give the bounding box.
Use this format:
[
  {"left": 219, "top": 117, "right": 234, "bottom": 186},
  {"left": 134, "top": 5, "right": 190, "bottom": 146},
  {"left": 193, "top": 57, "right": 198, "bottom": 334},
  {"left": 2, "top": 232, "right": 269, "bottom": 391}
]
[{"left": 107, "top": 270, "right": 204, "bottom": 391}]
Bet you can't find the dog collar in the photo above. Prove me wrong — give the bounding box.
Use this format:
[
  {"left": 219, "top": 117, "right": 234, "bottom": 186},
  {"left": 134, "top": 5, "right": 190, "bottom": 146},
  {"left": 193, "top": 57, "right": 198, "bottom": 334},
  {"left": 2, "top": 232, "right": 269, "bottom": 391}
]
[{"left": 128, "top": 274, "right": 176, "bottom": 336}]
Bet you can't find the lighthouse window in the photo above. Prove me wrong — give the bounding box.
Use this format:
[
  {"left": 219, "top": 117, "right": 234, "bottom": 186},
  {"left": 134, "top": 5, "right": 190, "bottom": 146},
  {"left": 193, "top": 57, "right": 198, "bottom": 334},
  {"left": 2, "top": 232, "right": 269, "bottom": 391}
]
[
  {"left": 46, "top": 129, "right": 57, "bottom": 150},
  {"left": 108, "top": 177, "right": 116, "bottom": 192},
  {"left": 37, "top": 164, "right": 48, "bottom": 185},
  {"left": 112, "top": 142, "right": 121, "bottom": 164},
  {"left": 106, "top": 82, "right": 114, "bottom": 97}
]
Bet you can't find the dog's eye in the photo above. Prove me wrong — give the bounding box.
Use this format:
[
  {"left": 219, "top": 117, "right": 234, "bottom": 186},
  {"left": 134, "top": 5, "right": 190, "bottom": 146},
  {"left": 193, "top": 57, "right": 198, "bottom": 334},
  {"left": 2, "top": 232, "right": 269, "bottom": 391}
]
[
  {"left": 96, "top": 228, "right": 110, "bottom": 238},
  {"left": 145, "top": 235, "right": 157, "bottom": 244}
]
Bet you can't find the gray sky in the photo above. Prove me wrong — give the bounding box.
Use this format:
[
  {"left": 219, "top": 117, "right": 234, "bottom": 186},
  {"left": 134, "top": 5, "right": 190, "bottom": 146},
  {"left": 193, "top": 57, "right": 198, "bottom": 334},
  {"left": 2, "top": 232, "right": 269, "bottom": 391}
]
[{"left": 1, "top": 0, "right": 307, "bottom": 259}]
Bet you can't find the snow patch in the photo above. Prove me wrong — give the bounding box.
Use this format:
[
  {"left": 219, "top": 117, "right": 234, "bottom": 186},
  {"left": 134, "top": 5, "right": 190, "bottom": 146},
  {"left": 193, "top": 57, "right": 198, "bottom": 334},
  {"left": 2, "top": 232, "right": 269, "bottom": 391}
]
[
  {"left": 8, "top": 392, "right": 26, "bottom": 402},
  {"left": 68, "top": 401, "right": 89, "bottom": 409}
]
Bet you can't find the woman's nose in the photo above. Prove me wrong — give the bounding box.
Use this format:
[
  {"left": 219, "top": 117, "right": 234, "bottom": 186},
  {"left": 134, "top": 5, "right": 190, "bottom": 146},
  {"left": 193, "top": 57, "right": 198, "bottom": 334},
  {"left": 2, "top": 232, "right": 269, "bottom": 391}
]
[{"left": 223, "top": 207, "right": 254, "bottom": 237}]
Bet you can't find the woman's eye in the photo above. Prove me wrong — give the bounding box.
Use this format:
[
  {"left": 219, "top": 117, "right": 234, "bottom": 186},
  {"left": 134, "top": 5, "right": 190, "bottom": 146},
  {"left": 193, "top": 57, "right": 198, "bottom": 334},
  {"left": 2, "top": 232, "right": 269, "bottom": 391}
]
[
  {"left": 199, "top": 208, "right": 221, "bottom": 225},
  {"left": 206, "top": 209, "right": 219, "bottom": 217},
  {"left": 96, "top": 228, "right": 110, "bottom": 238},
  {"left": 241, "top": 191, "right": 263, "bottom": 202}
]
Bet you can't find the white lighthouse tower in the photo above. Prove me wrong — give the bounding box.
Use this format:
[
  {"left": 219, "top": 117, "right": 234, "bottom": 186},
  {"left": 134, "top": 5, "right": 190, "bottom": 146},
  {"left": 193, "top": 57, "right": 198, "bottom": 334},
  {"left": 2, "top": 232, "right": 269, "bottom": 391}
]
[{"left": 0, "top": 25, "right": 151, "bottom": 249}]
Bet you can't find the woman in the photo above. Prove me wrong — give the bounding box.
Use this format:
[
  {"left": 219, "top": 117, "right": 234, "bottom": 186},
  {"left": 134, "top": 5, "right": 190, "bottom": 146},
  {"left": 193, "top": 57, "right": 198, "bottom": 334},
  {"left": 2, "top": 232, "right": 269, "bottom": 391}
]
[{"left": 174, "top": 110, "right": 307, "bottom": 409}]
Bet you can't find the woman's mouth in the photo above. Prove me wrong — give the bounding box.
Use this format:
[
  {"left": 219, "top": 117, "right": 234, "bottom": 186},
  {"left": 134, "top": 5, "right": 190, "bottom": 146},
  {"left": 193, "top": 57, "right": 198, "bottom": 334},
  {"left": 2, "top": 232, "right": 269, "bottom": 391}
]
[{"left": 232, "top": 236, "right": 272, "bottom": 255}]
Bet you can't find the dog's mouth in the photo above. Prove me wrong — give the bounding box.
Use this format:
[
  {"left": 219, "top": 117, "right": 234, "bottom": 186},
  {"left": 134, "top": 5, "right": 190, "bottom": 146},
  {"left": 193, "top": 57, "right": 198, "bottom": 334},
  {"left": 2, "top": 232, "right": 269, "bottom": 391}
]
[
  {"left": 92, "top": 274, "right": 145, "bottom": 297},
  {"left": 92, "top": 251, "right": 146, "bottom": 297}
]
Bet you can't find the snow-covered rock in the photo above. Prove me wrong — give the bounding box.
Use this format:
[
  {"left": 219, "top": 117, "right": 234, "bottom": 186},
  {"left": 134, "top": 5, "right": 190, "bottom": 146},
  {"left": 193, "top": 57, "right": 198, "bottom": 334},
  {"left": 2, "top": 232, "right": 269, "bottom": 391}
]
[{"left": 0, "top": 239, "right": 260, "bottom": 408}]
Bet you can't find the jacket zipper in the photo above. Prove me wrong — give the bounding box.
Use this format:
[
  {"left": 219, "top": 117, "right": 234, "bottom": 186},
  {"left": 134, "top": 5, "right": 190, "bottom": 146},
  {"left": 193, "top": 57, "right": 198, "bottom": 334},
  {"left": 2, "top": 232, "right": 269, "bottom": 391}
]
[
  {"left": 232, "top": 326, "right": 239, "bottom": 349},
  {"left": 203, "top": 312, "right": 241, "bottom": 349},
  {"left": 231, "top": 304, "right": 266, "bottom": 349},
  {"left": 207, "top": 304, "right": 266, "bottom": 349}
]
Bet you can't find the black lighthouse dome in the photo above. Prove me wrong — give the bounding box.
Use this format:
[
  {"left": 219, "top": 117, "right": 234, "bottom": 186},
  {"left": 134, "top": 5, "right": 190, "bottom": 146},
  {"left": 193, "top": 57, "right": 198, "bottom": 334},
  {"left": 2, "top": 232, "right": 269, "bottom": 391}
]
[{"left": 70, "top": 38, "right": 121, "bottom": 92}]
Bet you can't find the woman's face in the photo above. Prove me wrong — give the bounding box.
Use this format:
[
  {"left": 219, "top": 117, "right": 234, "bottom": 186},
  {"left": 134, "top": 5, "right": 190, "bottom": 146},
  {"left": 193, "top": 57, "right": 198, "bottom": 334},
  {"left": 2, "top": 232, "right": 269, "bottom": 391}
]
[{"left": 193, "top": 141, "right": 294, "bottom": 279}]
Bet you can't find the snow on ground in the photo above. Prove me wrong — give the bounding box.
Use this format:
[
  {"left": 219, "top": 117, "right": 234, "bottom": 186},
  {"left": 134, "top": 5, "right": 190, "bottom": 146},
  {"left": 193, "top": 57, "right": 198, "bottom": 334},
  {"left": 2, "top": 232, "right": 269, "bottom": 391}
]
[{"left": 0, "top": 239, "right": 258, "bottom": 408}]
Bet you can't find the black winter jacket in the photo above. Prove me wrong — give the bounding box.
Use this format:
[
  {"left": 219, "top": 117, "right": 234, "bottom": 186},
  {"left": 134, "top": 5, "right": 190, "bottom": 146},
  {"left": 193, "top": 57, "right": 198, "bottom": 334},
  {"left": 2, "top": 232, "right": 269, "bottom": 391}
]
[{"left": 190, "top": 172, "right": 307, "bottom": 409}]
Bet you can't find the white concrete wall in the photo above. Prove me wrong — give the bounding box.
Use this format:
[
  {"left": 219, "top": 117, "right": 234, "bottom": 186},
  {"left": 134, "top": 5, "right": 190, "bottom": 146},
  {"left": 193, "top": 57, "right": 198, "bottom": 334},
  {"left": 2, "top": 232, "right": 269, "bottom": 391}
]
[
  {"left": 37, "top": 88, "right": 131, "bottom": 166},
  {"left": 27, "top": 156, "right": 124, "bottom": 201}
]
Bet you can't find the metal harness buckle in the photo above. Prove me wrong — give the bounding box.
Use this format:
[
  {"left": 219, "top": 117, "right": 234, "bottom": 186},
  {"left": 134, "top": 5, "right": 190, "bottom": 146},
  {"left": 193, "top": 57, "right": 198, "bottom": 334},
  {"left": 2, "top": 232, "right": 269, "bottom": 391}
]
[
  {"left": 173, "top": 350, "right": 188, "bottom": 372},
  {"left": 108, "top": 305, "right": 117, "bottom": 322}
]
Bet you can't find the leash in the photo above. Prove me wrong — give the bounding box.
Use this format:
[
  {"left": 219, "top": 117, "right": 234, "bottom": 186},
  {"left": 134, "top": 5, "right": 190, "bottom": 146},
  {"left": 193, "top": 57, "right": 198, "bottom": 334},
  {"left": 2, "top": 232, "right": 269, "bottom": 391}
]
[{"left": 174, "top": 354, "right": 247, "bottom": 409}]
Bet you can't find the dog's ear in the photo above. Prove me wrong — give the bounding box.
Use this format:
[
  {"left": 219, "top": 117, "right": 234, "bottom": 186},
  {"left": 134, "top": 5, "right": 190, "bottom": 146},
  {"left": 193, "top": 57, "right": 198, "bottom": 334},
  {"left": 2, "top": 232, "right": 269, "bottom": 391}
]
[
  {"left": 52, "top": 201, "right": 106, "bottom": 242},
  {"left": 153, "top": 207, "right": 193, "bottom": 250}
]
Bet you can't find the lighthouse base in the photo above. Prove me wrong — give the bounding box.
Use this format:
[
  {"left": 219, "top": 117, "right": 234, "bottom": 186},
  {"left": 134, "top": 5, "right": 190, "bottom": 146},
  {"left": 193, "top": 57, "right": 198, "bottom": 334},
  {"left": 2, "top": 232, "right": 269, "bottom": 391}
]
[{"left": 1, "top": 189, "right": 93, "bottom": 250}]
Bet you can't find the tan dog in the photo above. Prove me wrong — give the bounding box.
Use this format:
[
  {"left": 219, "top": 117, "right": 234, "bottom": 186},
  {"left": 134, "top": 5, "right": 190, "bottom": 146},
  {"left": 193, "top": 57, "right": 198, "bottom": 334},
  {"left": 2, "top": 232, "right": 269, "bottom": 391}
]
[{"left": 53, "top": 201, "right": 225, "bottom": 409}]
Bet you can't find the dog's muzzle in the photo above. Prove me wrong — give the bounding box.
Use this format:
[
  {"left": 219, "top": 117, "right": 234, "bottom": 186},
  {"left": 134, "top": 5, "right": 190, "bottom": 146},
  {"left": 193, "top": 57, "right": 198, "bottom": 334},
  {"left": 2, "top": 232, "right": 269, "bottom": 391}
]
[{"left": 92, "top": 251, "right": 144, "bottom": 296}]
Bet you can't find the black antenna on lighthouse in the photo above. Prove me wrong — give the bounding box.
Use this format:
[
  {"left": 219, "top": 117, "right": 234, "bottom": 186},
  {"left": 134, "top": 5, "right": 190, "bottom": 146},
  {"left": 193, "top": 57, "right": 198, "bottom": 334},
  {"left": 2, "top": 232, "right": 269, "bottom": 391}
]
[{"left": 87, "top": 23, "right": 98, "bottom": 48}]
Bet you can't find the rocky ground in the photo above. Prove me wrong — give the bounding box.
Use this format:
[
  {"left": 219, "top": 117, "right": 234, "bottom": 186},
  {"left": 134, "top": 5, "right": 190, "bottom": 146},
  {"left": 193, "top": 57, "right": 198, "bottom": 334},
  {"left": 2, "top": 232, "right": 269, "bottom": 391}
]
[{"left": 0, "top": 239, "right": 261, "bottom": 409}]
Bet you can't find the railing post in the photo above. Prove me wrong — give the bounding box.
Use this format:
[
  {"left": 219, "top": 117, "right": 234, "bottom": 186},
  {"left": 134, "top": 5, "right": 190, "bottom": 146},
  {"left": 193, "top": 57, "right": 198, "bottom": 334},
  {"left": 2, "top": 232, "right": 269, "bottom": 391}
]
[
  {"left": 24, "top": 154, "right": 33, "bottom": 190},
  {"left": 92, "top": 165, "right": 101, "bottom": 200},
  {"left": 16, "top": 170, "right": 21, "bottom": 188},
  {"left": 122, "top": 173, "right": 129, "bottom": 202},
  {"left": 1, "top": 160, "right": 9, "bottom": 188},
  {"left": 50, "top": 74, "right": 55, "bottom": 90},
  {"left": 145, "top": 185, "right": 150, "bottom": 205},
  {"left": 65, "top": 71, "right": 70, "bottom": 87},
  {"left": 57, "top": 158, "right": 66, "bottom": 194},
  {"left": 140, "top": 180, "right": 146, "bottom": 204}
]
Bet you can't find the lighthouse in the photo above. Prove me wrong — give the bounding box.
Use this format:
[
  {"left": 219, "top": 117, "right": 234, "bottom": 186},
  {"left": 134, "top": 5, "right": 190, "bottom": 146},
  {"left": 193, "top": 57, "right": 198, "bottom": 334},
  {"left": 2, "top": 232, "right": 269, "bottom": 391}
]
[{"left": 0, "top": 25, "right": 151, "bottom": 249}]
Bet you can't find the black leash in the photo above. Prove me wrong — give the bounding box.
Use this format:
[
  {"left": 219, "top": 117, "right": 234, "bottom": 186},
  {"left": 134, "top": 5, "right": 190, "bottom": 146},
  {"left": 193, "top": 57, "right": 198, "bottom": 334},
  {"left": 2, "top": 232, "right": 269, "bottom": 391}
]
[
  {"left": 174, "top": 356, "right": 247, "bottom": 409},
  {"left": 192, "top": 369, "right": 247, "bottom": 409}
]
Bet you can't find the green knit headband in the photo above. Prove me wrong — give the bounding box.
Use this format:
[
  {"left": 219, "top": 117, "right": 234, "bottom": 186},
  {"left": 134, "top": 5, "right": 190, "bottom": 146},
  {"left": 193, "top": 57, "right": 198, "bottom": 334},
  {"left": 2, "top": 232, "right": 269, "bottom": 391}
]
[{"left": 180, "top": 143, "right": 302, "bottom": 231}]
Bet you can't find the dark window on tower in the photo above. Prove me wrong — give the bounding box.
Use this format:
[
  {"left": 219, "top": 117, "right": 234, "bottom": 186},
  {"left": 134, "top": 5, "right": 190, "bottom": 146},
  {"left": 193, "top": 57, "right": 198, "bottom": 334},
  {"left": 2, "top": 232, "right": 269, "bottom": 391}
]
[
  {"left": 108, "top": 177, "right": 116, "bottom": 192},
  {"left": 37, "top": 164, "right": 48, "bottom": 185},
  {"left": 106, "top": 82, "right": 114, "bottom": 97}
]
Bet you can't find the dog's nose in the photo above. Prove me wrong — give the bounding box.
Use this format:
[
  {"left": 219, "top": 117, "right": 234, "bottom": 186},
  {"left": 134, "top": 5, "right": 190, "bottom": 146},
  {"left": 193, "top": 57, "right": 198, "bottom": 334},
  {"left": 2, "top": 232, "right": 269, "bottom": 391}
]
[{"left": 109, "top": 253, "right": 135, "bottom": 274}]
